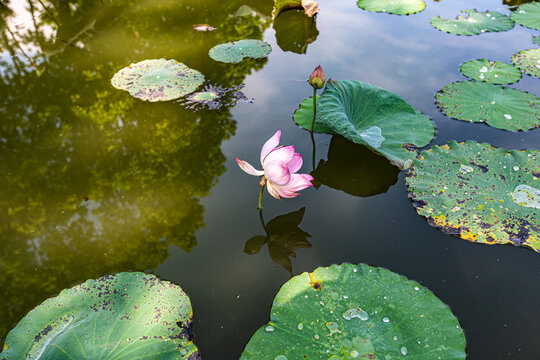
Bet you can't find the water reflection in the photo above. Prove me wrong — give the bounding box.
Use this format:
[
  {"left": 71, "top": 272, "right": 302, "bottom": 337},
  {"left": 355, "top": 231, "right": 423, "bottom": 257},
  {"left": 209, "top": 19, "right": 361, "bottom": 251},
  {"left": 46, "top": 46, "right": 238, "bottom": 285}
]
[
  {"left": 244, "top": 208, "right": 312, "bottom": 274},
  {"left": 0, "top": 0, "right": 273, "bottom": 342},
  {"left": 311, "top": 135, "right": 400, "bottom": 197},
  {"left": 274, "top": 9, "right": 318, "bottom": 54}
]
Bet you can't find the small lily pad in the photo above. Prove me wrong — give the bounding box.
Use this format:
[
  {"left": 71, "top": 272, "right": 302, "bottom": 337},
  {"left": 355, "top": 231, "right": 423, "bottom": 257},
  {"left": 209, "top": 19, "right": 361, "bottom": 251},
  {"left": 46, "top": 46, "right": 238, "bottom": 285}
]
[
  {"left": 298, "top": 80, "right": 435, "bottom": 169},
  {"left": 510, "top": 2, "right": 540, "bottom": 31},
  {"left": 240, "top": 263, "right": 466, "bottom": 359},
  {"left": 357, "top": 0, "right": 426, "bottom": 15},
  {"left": 512, "top": 48, "right": 540, "bottom": 79},
  {"left": 0, "top": 272, "right": 200, "bottom": 359},
  {"left": 430, "top": 9, "right": 514, "bottom": 36},
  {"left": 406, "top": 141, "right": 540, "bottom": 252},
  {"left": 435, "top": 81, "right": 539, "bottom": 132},
  {"left": 293, "top": 95, "right": 333, "bottom": 133},
  {"left": 460, "top": 59, "right": 522, "bottom": 84},
  {"left": 111, "top": 59, "right": 204, "bottom": 102},
  {"left": 209, "top": 39, "right": 272, "bottom": 63}
]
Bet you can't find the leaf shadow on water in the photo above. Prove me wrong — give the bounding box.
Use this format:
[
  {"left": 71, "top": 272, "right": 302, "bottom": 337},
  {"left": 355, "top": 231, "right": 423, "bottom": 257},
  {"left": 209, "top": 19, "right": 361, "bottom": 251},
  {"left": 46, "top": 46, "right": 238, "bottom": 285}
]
[
  {"left": 244, "top": 207, "right": 312, "bottom": 274},
  {"left": 311, "top": 135, "right": 400, "bottom": 197},
  {"left": 273, "top": 9, "right": 319, "bottom": 54}
]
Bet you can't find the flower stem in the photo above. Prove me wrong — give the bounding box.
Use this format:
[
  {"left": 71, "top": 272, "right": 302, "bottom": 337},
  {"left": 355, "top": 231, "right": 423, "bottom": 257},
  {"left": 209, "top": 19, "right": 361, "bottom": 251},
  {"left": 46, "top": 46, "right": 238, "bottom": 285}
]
[
  {"left": 258, "top": 185, "right": 264, "bottom": 210},
  {"left": 310, "top": 88, "right": 317, "bottom": 133}
]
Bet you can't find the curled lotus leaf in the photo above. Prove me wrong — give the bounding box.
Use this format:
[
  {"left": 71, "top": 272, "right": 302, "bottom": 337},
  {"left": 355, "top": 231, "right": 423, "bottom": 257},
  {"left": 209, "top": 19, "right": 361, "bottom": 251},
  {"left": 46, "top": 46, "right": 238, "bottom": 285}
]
[
  {"left": 208, "top": 39, "right": 272, "bottom": 63},
  {"left": 435, "top": 81, "right": 540, "bottom": 132},
  {"left": 299, "top": 79, "right": 435, "bottom": 169},
  {"left": 357, "top": 0, "right": 426, "bottom": 15},
  {"left": 272, "top": 0, "right": 319, "bottom": 18},
  {"left": 240, "top": 263, "right": 466, "bottom": 359},
  {"left": 510, "top": 2, "right": 540, "bottom": 31},
  {"left": 406, "top": 141, "right": 540, "bottom": 252},
  {"left": 0, "top": 272, "right": 200, "bottom": 359},
  {"left": 459, "top": 59, "right": 522, "bottom": 84},
  {"left": 111, "top": 59, "right": 204, "bottom": 102},
  {"left": 430, "top": 9, "right": 514, "bottom": 36},
  {"left": 512, "top": 48, "right": 540, "bottom": 79}
]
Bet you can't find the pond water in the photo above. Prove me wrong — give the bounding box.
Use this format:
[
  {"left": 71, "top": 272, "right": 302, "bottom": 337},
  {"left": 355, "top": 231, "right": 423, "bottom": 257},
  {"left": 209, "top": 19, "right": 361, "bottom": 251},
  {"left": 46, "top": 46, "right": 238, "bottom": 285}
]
[{"left": 0, "top": 0, "right": 539, "bottom": 358}]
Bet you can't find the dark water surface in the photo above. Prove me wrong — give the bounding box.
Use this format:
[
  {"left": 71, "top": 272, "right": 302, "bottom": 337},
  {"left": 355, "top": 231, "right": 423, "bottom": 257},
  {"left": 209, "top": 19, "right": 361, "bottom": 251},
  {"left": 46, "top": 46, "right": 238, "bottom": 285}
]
[{"left": 1, "top": 0, "right": 539, "bottom": 358}]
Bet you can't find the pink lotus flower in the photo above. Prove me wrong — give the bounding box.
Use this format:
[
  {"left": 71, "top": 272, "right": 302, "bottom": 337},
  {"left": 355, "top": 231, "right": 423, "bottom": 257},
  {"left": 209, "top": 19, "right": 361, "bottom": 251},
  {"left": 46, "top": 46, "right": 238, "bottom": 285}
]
[{"left": 236, "top": 130, "right": 314, "bottom": 201}]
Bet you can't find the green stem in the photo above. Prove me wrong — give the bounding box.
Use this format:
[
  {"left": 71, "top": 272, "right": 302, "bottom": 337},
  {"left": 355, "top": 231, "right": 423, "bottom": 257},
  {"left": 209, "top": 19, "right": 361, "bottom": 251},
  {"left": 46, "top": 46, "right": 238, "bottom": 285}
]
[
  {"left": 310, "top": 87, "right": 317, "bottom": 133},
  {"left": 310, "top": 132, "right": 316, "bottom": 171},
  {"left": 258, "top": 185, "right": 264, "bottom": 210}
]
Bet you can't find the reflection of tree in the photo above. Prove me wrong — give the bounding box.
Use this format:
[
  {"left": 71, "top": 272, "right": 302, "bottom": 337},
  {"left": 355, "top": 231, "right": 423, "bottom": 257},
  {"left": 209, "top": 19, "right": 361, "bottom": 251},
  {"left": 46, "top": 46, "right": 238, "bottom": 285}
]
[
  {"left": 245, "top": 208, "right": 312, "bottom": 273},
  {"left": 0, "top": 0, "right": 272, "bottom": 342},
  {"left": 311, "top": 136, "right": 400, "bottom": 197}
]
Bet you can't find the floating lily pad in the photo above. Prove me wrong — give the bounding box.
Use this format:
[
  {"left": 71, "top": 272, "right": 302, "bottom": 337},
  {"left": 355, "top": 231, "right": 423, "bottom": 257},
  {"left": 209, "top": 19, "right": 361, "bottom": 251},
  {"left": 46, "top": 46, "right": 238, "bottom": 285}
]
[
  {"left": 111, "top": 59, "right": 204, "bottom": 102},
  {"left": 406, "top": 141, "right": 540, "bottom": 252},
  {"left": 0, "top": 272, "right": 199, "bottom": 359},
  {"left": 209, "top": 39, "right": 272, "bottom": 63},
  {"left": 274, "top": 9, "right": 319, "bottom": 54},
  {"left": 436, "top": 81, "right": 539, "bottom": 131},
  {"left": 240, "top": 263, "right": 466, "bottom": 359},
  {"left": 357, "top": 0, "right": 426, "bottom": 15},
  {"left": 512, "top": 48, "right": 540, "bottom": 79},
  {"left": 510, "top": 2, "right": 540, "bottom": 31},
  {"left": 460, "top": 59, "right": 522, "bottom": 84},
  {"left": 430, "top": 10, "right": 514, "bottom": 36},
  {"left": 293, "top": 95, "right": 333, "bottom": 133},
  {"left": 297, "top": 80, "right": 435, "bottom": 169}
]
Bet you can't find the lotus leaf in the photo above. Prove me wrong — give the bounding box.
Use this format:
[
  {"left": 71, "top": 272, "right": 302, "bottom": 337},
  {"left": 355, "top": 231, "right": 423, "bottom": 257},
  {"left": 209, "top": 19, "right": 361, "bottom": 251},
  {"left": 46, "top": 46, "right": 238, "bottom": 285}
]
[
  {"left": 510, "top": 2, "right": 540, "bottom": 31},
  {"left": 406, "top": 141, "right": 540, "bottom": 252},
  {"left": 111, "top": 59, "right": 204, "bottom": 102},
  {"left": 436, "top": 81, "right": 539, "bottom": 131},
  {"left": 430, "top": 10, "right": 514, "bottom": 36},
  {"left": 460, "top": 59, "right": 522, "bottom": 84},
  {"left": 300, "top": 80, "right": 435, "bottom": 169},
  {"left": 533, "top": 35, "right": 540, "bottom": 46},
  {"left": 512, "top": 48, "right": 540, "bottom": 79},
  {"left": 240, "top": 263, "right": 466, "bottom": 359},
  {"left": 357, "top": 0, "right": 426, "bottom": 15},
  {"left": 311, "top": 136, "right": 400, "bottom": 197},
  {"left": 273, "top": 0, "right": 319, "bottom": 18},
  {"left": 293, "top": 95, "right": 333, "bottom": 133},
  {"left": 274, "top": 9, "right": 319, "bottom": 54},
  {"left": 209, "top": 39, "right": 272, "bottom": 63},
  {"left": 0, "top": 272, "right": 199, "bottom": 359}
]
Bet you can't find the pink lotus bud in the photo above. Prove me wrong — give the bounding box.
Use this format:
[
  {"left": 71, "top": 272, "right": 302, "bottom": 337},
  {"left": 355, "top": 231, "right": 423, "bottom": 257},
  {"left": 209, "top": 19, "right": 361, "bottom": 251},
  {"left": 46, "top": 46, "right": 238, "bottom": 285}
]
[{"left": 308, "top": 65, "right": 325, "bottom": 89}]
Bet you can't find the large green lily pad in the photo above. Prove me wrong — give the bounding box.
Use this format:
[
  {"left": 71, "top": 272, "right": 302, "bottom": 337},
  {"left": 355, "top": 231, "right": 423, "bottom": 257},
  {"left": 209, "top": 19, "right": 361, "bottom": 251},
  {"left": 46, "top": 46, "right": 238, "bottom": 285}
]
[
  {"left": 430, "top": 10, "right": 514, "bottom": 36},
  {"left": 510, "top": 2, "right": 540, "bottom": 31},
  {"left": 512, "top": 48, "right": 540, "bottom": 79},
  {"left": 111, "top": 59, "right": 204, "bottom": 102},
  {"left": 209, "top": 39, "right": 272, "bottom": 63},
  {"left": 436, "top": 81, "right": 539, "bottom": 132},
  {"left": 297, "top": 79, "right": 435, "bottom": 169},
  {"left": 274, "top": 9, "right": 319, "bottom": 54},
  {"left": 406, "top": 141, "right": 540, "bottom": 252},
  {"left": 0, "top": 272, "right": 199, "bottom": 359},
  {"left": 240, "top": 263, "right": 466, "bottom": 359},
  {"left": 460, "top": 59, "right": 522, "bottom": 84},
  {"left": 357, "top": 0, "right": 426, "bottom": 15}
]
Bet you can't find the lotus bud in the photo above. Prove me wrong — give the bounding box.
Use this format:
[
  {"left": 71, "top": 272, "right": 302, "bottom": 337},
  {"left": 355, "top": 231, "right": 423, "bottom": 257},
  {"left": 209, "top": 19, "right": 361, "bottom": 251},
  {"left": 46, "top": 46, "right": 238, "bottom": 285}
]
[{"left": 308, "top": 65, "right": 325, "bottom": 89}]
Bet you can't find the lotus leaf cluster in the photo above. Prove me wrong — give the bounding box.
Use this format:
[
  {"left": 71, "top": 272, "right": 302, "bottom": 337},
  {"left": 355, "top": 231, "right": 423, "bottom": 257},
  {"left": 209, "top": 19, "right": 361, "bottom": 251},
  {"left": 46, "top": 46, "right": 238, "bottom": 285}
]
[
  {"left": 241, "top": 263, "right": 466, "bottom": 359},
  {"left": 407, "top": 141, "right": 540, "bottom": 252},
  {"left": 430, "top": 10, "right": 514, "bottom": 36}
]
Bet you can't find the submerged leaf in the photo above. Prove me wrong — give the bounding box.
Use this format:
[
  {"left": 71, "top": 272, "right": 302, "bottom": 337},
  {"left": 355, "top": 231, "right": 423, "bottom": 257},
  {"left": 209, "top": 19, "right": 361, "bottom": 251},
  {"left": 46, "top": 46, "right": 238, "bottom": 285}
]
[
  {"left": 240, "top": 263, "right": 466, "bottom": 359},
  {"left": 512, "top": 48, "right": 540, "bottom": 79},
  {"left": 111, "top": 59, "right": 204, "bottom": 102},
  {"left": 460, "top": 59, "right": 522, "bottom": 84},
  {"left": 430, "top": 9, "right": 514, "bottom": 36},
  {"left": 0, "top": 273, "right": 199, "bottom": 359},
  {"left": 357, "top": 0, "right": 426, "bottom": 15},
  {"left": 510, "top": 2, "right": 540, "bottom": 31},
  {"left": 209, "top": 39, "right": 272, "bottom": 63},
  {"left": 435, "top": 81, "right": 539, "bottom": 131},
  {"left": 407, "top": 141, "right": 540, "bottom": 252}
]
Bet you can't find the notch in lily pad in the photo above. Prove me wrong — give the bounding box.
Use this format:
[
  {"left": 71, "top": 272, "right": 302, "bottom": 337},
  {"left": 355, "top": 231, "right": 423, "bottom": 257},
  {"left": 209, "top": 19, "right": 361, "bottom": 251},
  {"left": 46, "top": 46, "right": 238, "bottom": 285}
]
[
  {"left": 209, "top": 39, "right": 272, "bottom": 64},
  {"left": 406, "top": 141, "right": 539, "bottom": 252},
  {"left": 0, "top": 272, "right": 200, "bottom": 359},
  {"left": 111, "top": 59, "right": 205, "bottom": 102},
  {"left": 240, "top": 263, "right": 466, "bottom": 359},
  {"left": 430, "top": 9, "right": 514, "bottom": 36},
  {"left": 460, "top": 59, "right": 522, "bottom": 84},
  {"left": 357, "top": 0, "right": 426, "bottom": 15}
]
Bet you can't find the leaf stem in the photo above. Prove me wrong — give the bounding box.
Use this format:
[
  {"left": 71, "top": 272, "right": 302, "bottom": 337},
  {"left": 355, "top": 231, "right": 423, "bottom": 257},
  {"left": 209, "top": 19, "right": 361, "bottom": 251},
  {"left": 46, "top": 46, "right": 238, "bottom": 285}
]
[
  {"left": 258, "top": 185, "right": 264, "bottom": 210},
  {"left": 310, "top": 88, "right": 317, "bottom": 133}
]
